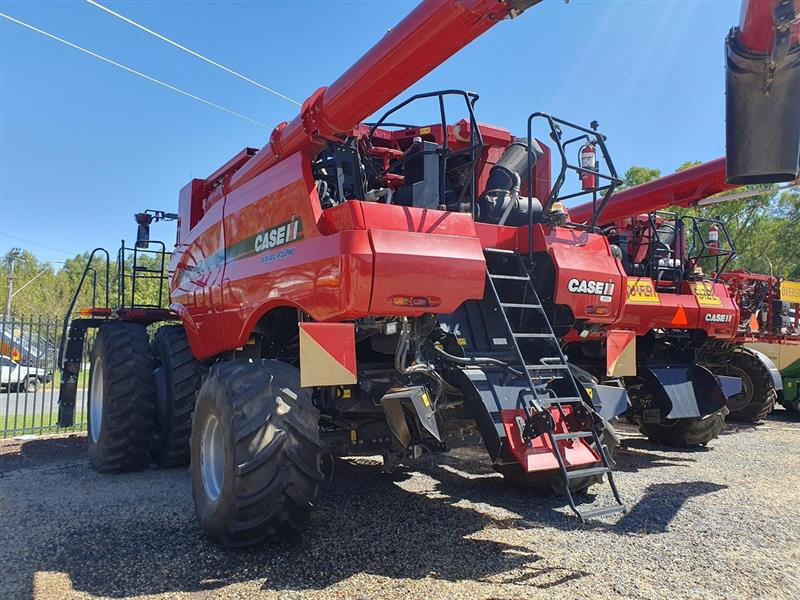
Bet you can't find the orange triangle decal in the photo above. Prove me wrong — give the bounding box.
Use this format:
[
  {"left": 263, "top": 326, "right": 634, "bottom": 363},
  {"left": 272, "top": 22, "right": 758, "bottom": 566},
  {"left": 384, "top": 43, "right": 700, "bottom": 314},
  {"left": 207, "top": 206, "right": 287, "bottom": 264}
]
[
  {"left": 749, "top": 313, "right": 759, "bottom": 332},
  {"left": 671, "top": 305, "right": 689, "bottom": 327}
]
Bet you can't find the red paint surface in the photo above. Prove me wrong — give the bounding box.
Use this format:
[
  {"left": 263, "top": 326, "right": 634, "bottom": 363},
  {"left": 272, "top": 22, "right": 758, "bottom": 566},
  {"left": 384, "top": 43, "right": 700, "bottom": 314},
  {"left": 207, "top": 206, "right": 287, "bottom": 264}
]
[{"left": 500, "top": 408, "right": 600, "bottom": 473}]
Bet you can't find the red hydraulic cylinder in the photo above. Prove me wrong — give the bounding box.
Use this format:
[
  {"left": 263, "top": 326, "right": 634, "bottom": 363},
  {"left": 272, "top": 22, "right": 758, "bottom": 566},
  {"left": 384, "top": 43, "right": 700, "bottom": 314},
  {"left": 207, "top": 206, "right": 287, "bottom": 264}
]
[
  {"left": 569, "top": 157, "right": 735, "bottom": 226},
  {"left": 230, "top": 0, "right": 540, "bottom": 193}
]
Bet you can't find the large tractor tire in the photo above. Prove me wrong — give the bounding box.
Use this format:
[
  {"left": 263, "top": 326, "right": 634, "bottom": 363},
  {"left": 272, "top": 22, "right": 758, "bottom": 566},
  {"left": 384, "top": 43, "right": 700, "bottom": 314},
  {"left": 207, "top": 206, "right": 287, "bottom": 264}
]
[
  {"left": 190, "top": 359, "right": 323, "bottom": 547},
  {"left": 722, "top": 351, "right": 777, "bottom": 422},
  {"left": 637, "top": 408, "right": 728, "bottom": 447},
  {"left": 87, "top": 322, "right": 155, "bottom": 472},
  {"left": 151, "top": 325, "right": 206, "bottom": 468},
  {"left": 499, "top": 420, "right": 619, "bottom": 495}
]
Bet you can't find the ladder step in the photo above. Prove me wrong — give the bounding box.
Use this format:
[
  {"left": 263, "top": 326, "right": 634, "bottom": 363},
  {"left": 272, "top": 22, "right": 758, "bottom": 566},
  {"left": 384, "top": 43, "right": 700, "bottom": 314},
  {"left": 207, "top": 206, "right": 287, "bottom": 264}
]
[
  {"left": 512, "top": 333, "right": 554, "bottom": 338},
  {"left": 526, "top": 364, "right": 569, "bottom": 370},
  {"left": 500, "top": 302, "right": 542, "bottom": 309},
  {"left": 484, "top": 247, "right": 516, "bottom": 254},
  {"left": 566, "top": 466, "right": 609, "bottom": 480},
  {"left": 541, "top": 396, "right": 584, "bottom": 404},
  {"left": 489, "top": 274, "right": 529, "bottom": 281},
  {"left": 552, "top": 431, "right": 595, "bottom": 441},
  {"left": 579, "top": 504, "right": 626, "bottom": 520}
]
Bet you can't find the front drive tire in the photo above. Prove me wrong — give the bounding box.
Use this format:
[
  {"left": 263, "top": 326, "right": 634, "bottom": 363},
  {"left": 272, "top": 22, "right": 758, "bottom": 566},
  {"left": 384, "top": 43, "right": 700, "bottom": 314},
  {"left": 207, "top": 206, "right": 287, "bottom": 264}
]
[
  {"left": 190, "top": 359, "right": 323, "bottom": 547},
  {"left": 87, "top": 323, "right": 155, "bottom": 472},
  {"left": 151, "top": 325, "right": 206, "bottom": 468}
]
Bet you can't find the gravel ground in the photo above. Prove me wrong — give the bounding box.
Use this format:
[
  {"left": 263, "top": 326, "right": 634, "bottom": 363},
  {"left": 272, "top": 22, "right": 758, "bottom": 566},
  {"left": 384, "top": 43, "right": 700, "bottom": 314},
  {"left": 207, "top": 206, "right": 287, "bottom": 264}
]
[{"left": 1, "top": 409, "right": 798, "bottom": 600}]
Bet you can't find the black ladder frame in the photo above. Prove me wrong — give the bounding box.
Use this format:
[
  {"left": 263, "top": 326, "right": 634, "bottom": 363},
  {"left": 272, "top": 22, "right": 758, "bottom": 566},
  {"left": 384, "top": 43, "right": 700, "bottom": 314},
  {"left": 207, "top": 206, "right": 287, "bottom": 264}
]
[{"left": 484, "top": 248, "right": 625, "bottom": 521}]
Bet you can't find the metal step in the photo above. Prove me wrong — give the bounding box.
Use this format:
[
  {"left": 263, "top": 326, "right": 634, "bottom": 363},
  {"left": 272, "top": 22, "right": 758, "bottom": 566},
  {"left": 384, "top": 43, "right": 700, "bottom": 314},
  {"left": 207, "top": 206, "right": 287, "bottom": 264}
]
[
  {"left": 526, "top": 364, "right": 569, "bottom": 371},
  {"left": 489, "top": 274, "right": 529, "bottom": 281},
  {"left": 512, "top": 333, "right": 555, "bottom": 339},
  {"left": 566, "top": 466, "right": 609, "bottom": 480},
  {"left": 501, "top": 302, "right": 543, "bottom": 309},
  {"left": 484, "top": 247, "right": 516, "bottom": 254},
  {"left": 579, "top": 504, "right": 626, "bottom": 520},
  {"left": 540, "top": 396, "right": 584, "bottom": 404},
  {"left": 552, "top": 431, "right": 594, "bottom": 440}
]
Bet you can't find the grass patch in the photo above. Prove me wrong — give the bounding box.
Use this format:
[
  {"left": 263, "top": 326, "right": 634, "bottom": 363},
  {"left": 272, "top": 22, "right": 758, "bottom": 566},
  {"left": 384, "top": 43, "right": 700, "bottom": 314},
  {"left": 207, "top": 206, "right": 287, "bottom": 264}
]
[
  {"left": 51, "top": 369, "right": 90, "bottom": 390},
  {"left": 0, "top": 410, "right": 86, "bottom": 437}
]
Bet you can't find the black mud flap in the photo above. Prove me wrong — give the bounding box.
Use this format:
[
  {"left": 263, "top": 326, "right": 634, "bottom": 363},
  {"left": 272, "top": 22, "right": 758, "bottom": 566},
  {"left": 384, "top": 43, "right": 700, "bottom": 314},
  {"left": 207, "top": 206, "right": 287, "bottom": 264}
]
[
  {"left": 642, "top": 364, "right": 731, "bottom": 420},
  {"left": 725, "top": 20, "right": 800, "bottom": 184},
  {"left": 582, "top": 383, "right": 630, "bottom": 422}
]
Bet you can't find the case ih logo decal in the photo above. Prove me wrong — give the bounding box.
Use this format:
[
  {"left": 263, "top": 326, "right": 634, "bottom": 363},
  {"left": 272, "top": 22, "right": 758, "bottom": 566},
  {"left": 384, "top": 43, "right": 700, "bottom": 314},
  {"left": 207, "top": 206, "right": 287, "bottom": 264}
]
[
  {"left": 568, "top": 278, "right": 615, "bottom": 299},
  {"left": 705, "top": 313, "right": 733, "bottom": 323},
  {"left": 254, "top": 217, "right": 303, "bottom": 253}
]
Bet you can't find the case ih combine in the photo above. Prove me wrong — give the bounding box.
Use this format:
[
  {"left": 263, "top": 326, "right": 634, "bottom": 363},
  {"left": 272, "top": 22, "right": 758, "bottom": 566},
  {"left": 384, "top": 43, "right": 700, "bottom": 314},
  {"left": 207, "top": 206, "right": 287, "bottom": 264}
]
[
  {"left": 568, "top": 156, "right": 799, "bottom": 431},
  {"left": 56, "top": 0, "right": 800, "bottom": 545}
]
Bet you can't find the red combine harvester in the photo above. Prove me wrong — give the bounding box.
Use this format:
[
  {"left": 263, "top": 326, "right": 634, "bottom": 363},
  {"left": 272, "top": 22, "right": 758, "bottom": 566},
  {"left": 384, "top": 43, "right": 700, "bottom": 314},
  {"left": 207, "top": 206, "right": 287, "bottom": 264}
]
[{"left": 56, "top": 0, "right": 799, "bottom": 545}]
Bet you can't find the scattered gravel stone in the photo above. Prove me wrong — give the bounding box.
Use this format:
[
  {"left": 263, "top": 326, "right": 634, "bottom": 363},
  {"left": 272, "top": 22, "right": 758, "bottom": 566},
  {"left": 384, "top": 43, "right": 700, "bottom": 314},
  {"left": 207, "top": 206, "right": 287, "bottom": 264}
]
[{"left": 1, "top": 410, "right": 798, "bottom": 599}]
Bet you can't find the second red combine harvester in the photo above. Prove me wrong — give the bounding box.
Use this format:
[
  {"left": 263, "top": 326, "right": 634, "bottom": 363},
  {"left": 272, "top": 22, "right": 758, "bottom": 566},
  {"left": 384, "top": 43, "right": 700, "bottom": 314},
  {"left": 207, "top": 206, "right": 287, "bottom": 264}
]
[{"left": 56, "top": 0, "right": 800, "bottom": 546}]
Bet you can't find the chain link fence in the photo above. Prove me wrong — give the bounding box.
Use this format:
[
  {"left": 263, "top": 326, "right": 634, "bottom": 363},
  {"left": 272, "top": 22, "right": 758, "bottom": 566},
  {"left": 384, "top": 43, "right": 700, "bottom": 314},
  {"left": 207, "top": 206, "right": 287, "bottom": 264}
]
[{"left": 0, "top": 315, "right": 91, "bottom": 438}]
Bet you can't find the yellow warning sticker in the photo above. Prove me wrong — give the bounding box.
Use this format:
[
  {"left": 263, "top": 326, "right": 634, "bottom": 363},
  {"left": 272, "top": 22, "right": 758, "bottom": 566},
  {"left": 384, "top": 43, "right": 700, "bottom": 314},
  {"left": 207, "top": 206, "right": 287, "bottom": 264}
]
[
  {"left": 626, "top": 278, "right": 661, "bottom": 304},
  {"left": 584, "top": 387, "right": 594, "bottom": 399},
  {"left": 419, "top": 127, "right": 431, "bottom": 135},
  {"left": 421, "top": 392, "right": 431, "bottom": 408},
  {"left": 350, "top": 430, "right": 357, "bottom": 442},
  {"left": 690, "top": 282, "right": 722, "bottom": 307},
  {"left": 780, "top": 280, "right": 800, "bottom": 303}
]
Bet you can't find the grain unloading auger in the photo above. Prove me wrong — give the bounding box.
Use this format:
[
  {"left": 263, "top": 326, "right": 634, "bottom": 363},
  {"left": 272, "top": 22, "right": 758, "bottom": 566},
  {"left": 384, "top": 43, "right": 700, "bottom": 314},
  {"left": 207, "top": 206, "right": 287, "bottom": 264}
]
[{"left": 56, "top": 0, "right": 796, "bottom": 545}]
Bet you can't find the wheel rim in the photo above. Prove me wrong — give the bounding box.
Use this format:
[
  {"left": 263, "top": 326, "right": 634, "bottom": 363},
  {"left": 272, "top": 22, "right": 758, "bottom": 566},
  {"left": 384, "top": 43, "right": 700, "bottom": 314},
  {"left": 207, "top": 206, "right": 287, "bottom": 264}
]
[
  {"left": 200, "top": 414, "right": 224, "bottom": 502},
  {"left": 89, "top": 356, "right": 104, "bottom": 443}
]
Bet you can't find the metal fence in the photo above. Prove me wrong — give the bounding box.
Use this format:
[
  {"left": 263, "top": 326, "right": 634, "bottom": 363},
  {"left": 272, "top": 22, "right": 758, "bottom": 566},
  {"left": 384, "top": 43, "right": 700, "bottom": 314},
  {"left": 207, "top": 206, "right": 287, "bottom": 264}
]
[{"left": 0, "top": 315, "right": 91, "bottom": 438}]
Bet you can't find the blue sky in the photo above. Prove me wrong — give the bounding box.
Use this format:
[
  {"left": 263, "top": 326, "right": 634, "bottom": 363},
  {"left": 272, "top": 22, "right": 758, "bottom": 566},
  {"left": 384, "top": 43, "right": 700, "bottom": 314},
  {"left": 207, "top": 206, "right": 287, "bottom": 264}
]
[{"left": 1, "top": 0, "right": 741, "bottom": 265}]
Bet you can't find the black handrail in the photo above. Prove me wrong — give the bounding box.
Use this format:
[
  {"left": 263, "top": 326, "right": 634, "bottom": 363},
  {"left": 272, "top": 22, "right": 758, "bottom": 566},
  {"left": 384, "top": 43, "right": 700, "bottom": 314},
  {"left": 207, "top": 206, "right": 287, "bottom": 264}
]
[{"left": 57, "top": 248, "right": 110, "bottom": 367}]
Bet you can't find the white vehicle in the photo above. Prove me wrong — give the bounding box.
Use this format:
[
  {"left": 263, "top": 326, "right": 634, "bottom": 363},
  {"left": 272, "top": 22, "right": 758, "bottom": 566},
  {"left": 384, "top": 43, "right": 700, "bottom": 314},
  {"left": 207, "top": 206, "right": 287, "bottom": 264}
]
[{"left": 0, "top": 355, "right": 50, "bottom": 392}]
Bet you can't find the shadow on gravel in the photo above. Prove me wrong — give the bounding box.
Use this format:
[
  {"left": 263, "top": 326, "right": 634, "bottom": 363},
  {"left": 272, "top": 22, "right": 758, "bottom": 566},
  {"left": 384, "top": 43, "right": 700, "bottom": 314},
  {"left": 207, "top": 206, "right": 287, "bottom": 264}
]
[
  {"left": 7, "top": 436, "right": 727, "bottom": 597},
  {"left": 10, "top": 454, "right": 594, "bottom": 597},
  {"left": 0, "top": 434, "right": 86, "bottom": 473}
]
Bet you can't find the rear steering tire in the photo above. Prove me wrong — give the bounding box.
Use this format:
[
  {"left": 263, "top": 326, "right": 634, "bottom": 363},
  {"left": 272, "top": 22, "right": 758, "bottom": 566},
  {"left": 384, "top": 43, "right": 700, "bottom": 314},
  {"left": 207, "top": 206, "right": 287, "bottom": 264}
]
[
  {"left": 637, "top": 407, "right": 729, "bottom": 447},
  {"left": 151, "top": 325, "right": 206, "bottom": 468},
  {"left": 87, "top": 322, "right": 155, "bottom": 472},
  {"left": 190, "top": 359, "right": 323, "bottom": 547},
  {"left": 722, "top": 351, "right": 776, "bottom": 422}
]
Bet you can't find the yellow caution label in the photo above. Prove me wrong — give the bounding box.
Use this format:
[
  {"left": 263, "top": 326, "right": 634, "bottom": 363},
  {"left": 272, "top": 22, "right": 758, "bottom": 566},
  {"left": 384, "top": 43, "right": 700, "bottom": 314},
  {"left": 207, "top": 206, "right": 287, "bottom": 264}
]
[
  {"left": 350, "top": 430, "right": 357, "bottom": 442},
  {"left": 421, "top": 392, "right": 431, "bottom": 408},
  {"left": 419, "top": 127, "right": 431, "bottom": 135},
  {"left": 626, "top": 278, "right": 661, "bottom": 304},
  {"left": 690, "top": 282, "right": 722, "bottom": 307},
  {"left": 342, "top": 388, "right": 352, "bottom": 399},
  {"left": 457, "top": 337, "right": 467, "bottom": 346},
  {"left": 584, "top": 387, "right": 593, "bottom": 399},
  {"left": 780, "top": 280, "right": 800, "bottom": 303}
]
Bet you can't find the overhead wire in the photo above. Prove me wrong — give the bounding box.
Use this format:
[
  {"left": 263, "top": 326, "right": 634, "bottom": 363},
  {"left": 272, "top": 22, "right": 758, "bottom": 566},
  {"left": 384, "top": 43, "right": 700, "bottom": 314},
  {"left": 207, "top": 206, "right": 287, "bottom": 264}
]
[
  {"left": 85, "top": 0, "right": 301, "bottom": 106},
  {"left": 0, "top": 12, "right": 267, "bottom": 127}
]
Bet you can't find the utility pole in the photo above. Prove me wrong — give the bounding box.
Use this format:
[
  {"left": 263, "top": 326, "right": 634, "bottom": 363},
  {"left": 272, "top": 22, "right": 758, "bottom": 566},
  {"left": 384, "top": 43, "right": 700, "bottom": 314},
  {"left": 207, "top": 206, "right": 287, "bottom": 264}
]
[{"left": 3, "top": 247, "right": 22, "bottom": 323}]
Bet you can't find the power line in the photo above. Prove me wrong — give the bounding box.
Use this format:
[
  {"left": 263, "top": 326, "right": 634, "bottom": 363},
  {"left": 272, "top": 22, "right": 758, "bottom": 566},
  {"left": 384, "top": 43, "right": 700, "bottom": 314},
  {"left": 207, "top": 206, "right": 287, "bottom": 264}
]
[
  {"left": 0, "top": 233, "right": 80, "bottom": 256},
  {"left": 86, "top": 0, "right": 301, "bottom": 106},
  {"left": 0, "top": 12, "right": 267, "bottom": 127}
]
